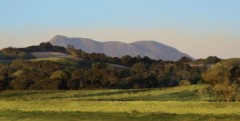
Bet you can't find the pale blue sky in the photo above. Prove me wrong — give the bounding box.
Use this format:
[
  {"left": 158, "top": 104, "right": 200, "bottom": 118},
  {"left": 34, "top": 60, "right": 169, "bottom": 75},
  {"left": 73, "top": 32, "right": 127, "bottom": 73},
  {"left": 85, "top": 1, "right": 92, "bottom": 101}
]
[{"left": 0, "top": 0, "right": 240, "bottom": 58}]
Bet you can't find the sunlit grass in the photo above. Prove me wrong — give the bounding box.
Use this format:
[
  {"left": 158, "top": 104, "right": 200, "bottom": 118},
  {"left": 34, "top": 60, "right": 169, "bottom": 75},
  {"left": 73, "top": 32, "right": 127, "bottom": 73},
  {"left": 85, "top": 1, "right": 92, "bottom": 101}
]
[
  {"left": 30, "top": 57, "right": 78, "bottom": 66},
  {"left": 0, "top": 100, "right": 240, "bottom": 115},
  {"left": 0, "top": 85, "right": 239, "bottom": 120},
  {"left": 0, "top": 85, "right": 208, "bottom": 102}
]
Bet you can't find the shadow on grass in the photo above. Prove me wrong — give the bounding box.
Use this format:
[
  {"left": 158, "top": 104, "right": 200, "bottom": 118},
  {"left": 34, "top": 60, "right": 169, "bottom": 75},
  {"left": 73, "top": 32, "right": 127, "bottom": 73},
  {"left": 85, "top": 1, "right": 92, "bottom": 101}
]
[
  {"left": 0, "top": 91, "right": 59, "bottom": 99},
  {"left": 0, "top": 110, "right": 239, "bottom": 121},
  {"left": 44, "top": 89, "right": 151, "bottom": 100}
]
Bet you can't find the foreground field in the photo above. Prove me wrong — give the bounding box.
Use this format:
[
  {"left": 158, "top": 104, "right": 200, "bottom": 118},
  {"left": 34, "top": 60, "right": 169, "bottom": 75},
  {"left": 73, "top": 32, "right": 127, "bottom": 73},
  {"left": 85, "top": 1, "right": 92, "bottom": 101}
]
[
  {"left": 0, "top": 85, "right": 239, "bottom": 121},
  {"left": 1, "top": 111, "right": 240, "bottom": 121}
]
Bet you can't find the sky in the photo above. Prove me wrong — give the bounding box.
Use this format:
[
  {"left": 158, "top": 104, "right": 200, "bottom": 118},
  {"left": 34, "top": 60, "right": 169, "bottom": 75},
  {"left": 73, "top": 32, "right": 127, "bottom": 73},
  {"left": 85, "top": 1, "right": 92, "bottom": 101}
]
[{"left": 0, "top": 0, "right": 240, "bottom": 59}]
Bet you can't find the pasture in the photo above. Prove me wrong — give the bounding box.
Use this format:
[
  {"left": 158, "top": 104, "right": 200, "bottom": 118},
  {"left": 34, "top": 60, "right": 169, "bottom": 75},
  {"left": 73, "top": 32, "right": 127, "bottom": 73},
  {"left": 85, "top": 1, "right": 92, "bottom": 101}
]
[
  {"left": 31, "top": 52, "right": 72, "bottom": 59},
  {"left": 0, "top": 85, "right": 239, "bottom": 121},
  {"left": 30, "top": 57, "right": 79, "bottom": 66}
]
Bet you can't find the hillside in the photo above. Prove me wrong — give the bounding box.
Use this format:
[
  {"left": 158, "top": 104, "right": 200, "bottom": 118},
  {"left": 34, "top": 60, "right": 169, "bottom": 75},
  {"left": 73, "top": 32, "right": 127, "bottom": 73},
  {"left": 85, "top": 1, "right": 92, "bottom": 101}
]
[
  {"left": 50, "top": 35, "right": 191, "bottom": 61},
  {"left": 0, "top": 85, "right": 206, "bottom": 101},
  {"left": 218, "top": 58, "right": 240, "bottom": 67},
  {"left": 31, "top": 58, "right": 79, "bottom": 66},
  {"left": 31, "top": 52, "right": 82, "bottom": 61},
  {"left": 31, "top": 52, "right": 71, "bottom": 59}
]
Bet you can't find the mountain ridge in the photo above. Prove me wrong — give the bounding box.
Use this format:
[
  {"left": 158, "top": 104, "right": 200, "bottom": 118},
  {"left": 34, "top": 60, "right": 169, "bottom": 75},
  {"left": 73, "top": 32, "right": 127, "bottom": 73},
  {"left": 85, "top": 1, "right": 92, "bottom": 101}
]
[{"left": 50, "top": 35, "right": 192, "bottom": 61}]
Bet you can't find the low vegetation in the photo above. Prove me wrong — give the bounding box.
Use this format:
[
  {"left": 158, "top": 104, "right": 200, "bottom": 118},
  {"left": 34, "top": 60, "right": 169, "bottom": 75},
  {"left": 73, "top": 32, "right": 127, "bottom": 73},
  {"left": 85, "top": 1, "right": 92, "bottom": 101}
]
[
  {"left": 203, "top": 58, "right": 240, "bottom": 102},
  {"left": 0, "top": 85, "right": 239, "bottom": 120},
  {"left": 31, "top": 57, "right": 79, "bottom": 66},
  {"left": 0, "top": 43, "right": 239, "bottom": 102},
  {"left": 31, "top": 52, "right": 71, "bottom": 58},
  {"left": 0, "top": 43, "right": 206, "bottom": 90}
]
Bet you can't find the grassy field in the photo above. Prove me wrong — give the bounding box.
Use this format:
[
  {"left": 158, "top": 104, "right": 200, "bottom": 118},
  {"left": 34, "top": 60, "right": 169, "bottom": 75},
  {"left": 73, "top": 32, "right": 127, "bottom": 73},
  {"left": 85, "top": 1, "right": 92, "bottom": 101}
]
[
  {"left": 0, "top": 85, "right": 239, "bottom": 121},
  {"left": 31, "top": 52, "right": 72, "bottom": 59},
  {"left": 30, "top": 57, "right": 79, "bottom": 66}
]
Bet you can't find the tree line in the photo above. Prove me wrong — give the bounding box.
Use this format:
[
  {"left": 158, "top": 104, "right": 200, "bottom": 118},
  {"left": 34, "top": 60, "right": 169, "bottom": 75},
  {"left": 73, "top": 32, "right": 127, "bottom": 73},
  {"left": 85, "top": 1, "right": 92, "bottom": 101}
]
[
  {"left": 0, "top": 58, "right": 204, "bottom": 90},
  {"left": 2, "top": 42, "right": 238, "bottom": 102},
  {"left": 0, "top": 42, "right": 207, "bottom": 90}
]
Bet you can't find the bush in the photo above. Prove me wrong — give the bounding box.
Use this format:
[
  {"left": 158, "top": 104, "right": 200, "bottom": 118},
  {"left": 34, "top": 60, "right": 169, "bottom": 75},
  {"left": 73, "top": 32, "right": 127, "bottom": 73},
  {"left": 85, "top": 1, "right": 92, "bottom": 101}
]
[
  {"left": 50, "top": 70, "right": 69, "bottom": 81},
  {"left": 1, "top": 48, "right": 35, "bottom": 59},
  {"left": 179, "top": 80, "right": 191, "bottom": 86},
  {"left": 213, "top": 84, "right": 237, "bottom": 102},
  {"left": 0, "top": 52, "right": 7, "bottom": 60},
  {"left": 32, "top": 79, "right": 67, "bottom": 90},
  {"left": 67, "top": 79, "right": 80, "bottom": 90},
  {"left": 235, "top": 93, "right": 240, "bottom": 102},
  {"left": 197, "top": 86, "right": 214, "bottom": 99},
  {"left": 10, "top": 79, "right": 33, "bottom": 90},
  {"left": 202, "top": 59, "right": 240, "bottom": 101}
]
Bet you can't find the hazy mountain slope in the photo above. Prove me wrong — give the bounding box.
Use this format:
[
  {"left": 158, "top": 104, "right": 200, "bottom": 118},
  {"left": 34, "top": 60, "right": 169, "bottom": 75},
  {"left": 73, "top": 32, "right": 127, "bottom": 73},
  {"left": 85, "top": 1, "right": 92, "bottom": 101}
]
[
  {"left": 102, "top": 41, "right": 139, "bottom": 58},
  {"left": 50, "top": 35, "right": 104, "bottom": 53},
  {"left": 130, "top": 41, "right": 189, "bottom": 61},
  {"left": 50, "top": 35, "right": 191, "bottom": 61}
]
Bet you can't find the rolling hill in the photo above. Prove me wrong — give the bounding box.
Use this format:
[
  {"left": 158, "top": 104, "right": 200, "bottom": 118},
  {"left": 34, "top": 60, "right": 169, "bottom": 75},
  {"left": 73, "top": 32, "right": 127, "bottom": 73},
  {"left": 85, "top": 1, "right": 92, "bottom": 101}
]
[
  {"left": 31, "top": 52, "right": 71, "bottom": 59},
  {"left": 50, "top": 35, "right": 191, "bottom": 61}
]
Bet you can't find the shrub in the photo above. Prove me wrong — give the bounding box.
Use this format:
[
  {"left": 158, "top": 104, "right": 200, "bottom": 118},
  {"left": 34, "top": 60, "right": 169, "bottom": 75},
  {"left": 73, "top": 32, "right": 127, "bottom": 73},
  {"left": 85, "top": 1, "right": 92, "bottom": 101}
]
[
  {"left": 10, "top": 79, "right": 33, "bottom": 90},
  {"left": 213, "top": 83, "right": 237, "bottom": 102},
  {"left": 50, "top": 70, "right": 69, "bottom": 81},
  {"left": 179, "top": 80, "right": 191, "bottom": 86},
  {"left": 67, "top": 79, "right": 80, "bottom": 90}
]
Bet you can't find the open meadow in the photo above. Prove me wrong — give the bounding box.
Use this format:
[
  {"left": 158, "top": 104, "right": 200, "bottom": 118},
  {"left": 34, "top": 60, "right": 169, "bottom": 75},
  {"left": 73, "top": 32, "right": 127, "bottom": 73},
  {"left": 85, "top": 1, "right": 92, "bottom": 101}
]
[{"left": 0, "top": 85, "right": 239, "bottom": 121}]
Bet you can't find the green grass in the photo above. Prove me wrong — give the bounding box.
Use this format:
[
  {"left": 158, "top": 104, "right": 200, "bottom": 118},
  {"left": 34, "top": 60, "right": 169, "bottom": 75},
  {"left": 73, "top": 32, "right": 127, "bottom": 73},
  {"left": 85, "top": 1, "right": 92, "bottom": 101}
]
[
  {"left": 30, "top": 57, "right": 79, "bottom": 66},
  {"left": 0, "top": 85, "right": 208, "bottom": 101},
  {"left": 220, "top": 58, "right": 240, "bottom": 67},
  {"left": 31, "top": 52, "right": 71, "bottom": 59},
  {"left": 0, "top": 100, "right": 240, "bottom": 115},
  {"left": 0, "top": 85, "right": 239, "bottom": 121},
  {"left": 0, "top": 111, "right": 239, "bottom": 121}
]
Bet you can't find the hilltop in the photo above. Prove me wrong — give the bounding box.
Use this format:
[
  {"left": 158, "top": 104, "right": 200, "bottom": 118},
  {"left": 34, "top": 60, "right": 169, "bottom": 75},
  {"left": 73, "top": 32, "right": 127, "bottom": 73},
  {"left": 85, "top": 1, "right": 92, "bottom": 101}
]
[{"left": 50, "top": 35, "right": 191, "bottom": 61}]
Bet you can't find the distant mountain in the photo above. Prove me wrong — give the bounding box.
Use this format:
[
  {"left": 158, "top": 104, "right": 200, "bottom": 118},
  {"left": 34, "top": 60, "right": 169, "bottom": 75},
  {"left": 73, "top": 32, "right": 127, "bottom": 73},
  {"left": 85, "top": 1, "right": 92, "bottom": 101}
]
[{"left": 49, "top": 35, "right": 192, "bottom": 61}]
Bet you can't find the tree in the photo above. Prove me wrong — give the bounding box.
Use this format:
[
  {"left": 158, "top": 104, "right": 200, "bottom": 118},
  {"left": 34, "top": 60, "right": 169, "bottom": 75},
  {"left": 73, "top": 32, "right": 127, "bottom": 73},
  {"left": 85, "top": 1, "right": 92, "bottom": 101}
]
[
  {"left": 0, "top": 52, "right": 7, "bottom": 60},
  {"left": 121, "top": 55, "right": 133, "bottom": 66},
  {"left": 213, "top": 83, "right": 237, "bottom": 102},
  {"left": 10, "top": 60, "right": 29, "bottom": 70},
  {"left": 67, "top": 45, "right": 79, "bottom": 57},
  {"left": 67, "top": 79, "right": 80, "bottom": 90},
  {"left": 10, "top": 78, "right": 33, "bottom": 90},
  {"left": 131, "top": 63, "right": 148, "bottom": 75},
  {"left": 1, "top": 47, "right": 35, "bottom": 59},
  {"left": 39, "top": 42, "right": 53, "bottom": 51},
  {"left": 206, "top": 56, "right": 221, "bottom": 64},
  {"left": 38, "top": 78, "right": 62, "bottom": 90},
  {"left": 0, "top": 64, "right": 11, "bottom": 90},
  {"left": 177, "top": 56, "right": 192, "bottom": 63},
  {"left": 50, "top": 70, "right": 70, "bottom": 89},
  {"left": 202, "top": 60, "right": 240, "bottom": 101},
  {"left": 10, "top": 69, "right": 36, "bottom": 90},
  {"left": 179, "top": 80, "right": 191, "bottom": 86},
  {"left": 141, "top": 56, "right": 154, "bottom": 64},
  {"left": 50, "top": 70, "right": 69, "bottom": 81}
]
